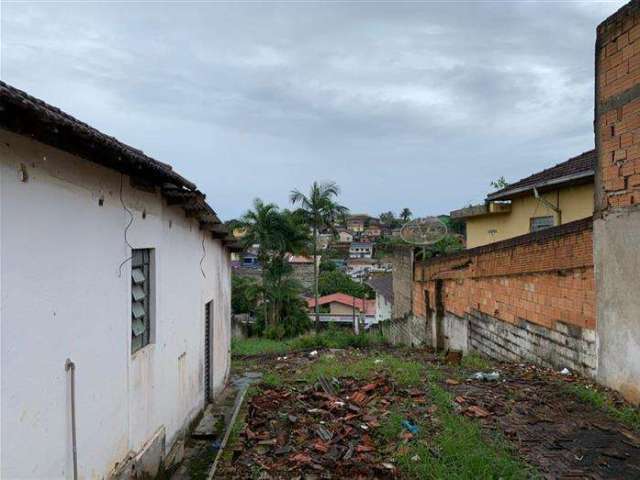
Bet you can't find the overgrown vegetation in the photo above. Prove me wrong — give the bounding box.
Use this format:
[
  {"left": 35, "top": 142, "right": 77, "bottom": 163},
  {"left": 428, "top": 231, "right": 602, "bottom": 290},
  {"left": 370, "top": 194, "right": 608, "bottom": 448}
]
[
  {"left": 567, "top": 383, "right": 640, "bottom": 431},
  {"left": 231, "top": 328, "right": 386, "bottom": 356},
  {"left": 239, "top": 199, "right": 311, "bottom": 338},
  {"left": 380, "top": 381, "right": 535, "bottom": 479},
  {"left": 318, "top": 269, "right": 374, "bottom": 298},
  {"left": 302, "top": 353, "right": 425, "bottom": 387},
  {"left": 231, "top": 275, "right": 259, "bottom": 315}
]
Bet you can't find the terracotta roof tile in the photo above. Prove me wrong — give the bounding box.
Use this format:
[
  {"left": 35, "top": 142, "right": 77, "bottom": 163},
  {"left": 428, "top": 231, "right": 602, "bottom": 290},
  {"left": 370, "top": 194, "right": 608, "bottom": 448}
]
[{"left": 487, "top": 149, "right": 595, "bottom": 200}]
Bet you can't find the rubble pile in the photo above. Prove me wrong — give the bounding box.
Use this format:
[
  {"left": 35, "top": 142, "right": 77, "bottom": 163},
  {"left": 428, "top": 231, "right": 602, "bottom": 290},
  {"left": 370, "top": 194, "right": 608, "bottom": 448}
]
[{"left": 223, "top": 374, "right": 422, "bottom": 479}]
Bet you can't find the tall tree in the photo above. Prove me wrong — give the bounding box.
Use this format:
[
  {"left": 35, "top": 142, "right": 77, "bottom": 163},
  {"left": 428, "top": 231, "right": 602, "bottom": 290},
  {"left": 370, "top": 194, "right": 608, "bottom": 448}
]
[
  {"left": 400, "top": 208, "right": 413, "bottom": 222},
  {"left": 379, "top": 211, "right": 396, "bottom": 225},
  {"left": 290, "top": 181, "right": 349, "bottom": 331},
  {"left": 240, "top": 199, "right": 309, "bottom": 328}
]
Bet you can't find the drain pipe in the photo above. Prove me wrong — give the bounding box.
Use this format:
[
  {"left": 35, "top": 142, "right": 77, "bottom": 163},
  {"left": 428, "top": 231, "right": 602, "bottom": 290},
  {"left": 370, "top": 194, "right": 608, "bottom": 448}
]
[{"left": 65, "top": 359, "right": 78, "bottom": 480}]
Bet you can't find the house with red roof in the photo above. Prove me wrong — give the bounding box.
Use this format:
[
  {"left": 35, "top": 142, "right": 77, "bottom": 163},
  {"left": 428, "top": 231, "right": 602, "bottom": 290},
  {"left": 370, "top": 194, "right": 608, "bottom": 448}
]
[{"left": 306, "top": 293, "right": 377, "bottom": 330}]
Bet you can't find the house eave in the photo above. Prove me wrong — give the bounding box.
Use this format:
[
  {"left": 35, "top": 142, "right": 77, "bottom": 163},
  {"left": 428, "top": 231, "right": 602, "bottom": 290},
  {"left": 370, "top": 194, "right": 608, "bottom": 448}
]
[{"left": 487, "top": 171, "right": 594, "bottom": 201}]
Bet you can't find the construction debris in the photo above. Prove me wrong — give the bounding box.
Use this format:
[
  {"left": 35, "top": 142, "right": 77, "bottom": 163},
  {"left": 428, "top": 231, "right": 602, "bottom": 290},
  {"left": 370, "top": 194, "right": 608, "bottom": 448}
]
[{"left": 216, "top": 374, "right": 428, "bottom": 479}]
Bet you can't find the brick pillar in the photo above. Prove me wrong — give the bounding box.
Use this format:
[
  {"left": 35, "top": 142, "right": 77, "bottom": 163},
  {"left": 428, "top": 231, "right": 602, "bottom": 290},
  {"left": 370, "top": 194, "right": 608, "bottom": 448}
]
[{"left": 594, "top": 0, "right": 640, "bottom": 404}]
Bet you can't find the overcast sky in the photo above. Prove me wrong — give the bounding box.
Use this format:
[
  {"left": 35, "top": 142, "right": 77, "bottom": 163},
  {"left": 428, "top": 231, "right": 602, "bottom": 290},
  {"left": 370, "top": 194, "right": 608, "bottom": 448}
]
[{"left": 0, "top": 1, "right": 627, "bottom": 220}]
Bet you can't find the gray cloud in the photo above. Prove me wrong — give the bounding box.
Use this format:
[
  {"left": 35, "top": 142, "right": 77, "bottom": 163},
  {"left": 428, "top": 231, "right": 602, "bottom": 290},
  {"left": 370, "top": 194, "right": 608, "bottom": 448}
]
[{"left": 0, "top": 1, "right": 626, "bottom": 218}]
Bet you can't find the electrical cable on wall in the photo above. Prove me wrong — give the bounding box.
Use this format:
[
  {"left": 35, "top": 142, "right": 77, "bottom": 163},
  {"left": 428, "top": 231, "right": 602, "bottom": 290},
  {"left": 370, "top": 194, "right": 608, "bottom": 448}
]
[
  {"left": 118, "top": 174, "right": 135, "bottom": 277},
  {"left": 200, "top": 231, "right": 207, "bottom": 279}
]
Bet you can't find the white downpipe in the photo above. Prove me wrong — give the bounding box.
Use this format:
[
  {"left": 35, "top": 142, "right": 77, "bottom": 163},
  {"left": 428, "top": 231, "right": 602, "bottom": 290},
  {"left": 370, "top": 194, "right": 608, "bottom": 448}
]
[{"left": 65, "top": 359, "right": 78, "bottom": 480}]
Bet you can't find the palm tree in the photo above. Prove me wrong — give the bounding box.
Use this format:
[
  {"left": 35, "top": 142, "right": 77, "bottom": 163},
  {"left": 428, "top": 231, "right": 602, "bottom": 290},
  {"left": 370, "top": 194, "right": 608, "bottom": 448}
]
[
  {"left": 290, "top": 181, "right": 349, "bottom": 332},
  {"left": 400, "top": 208, "right": 413, "bottom": 222},
  {"left": 240, "top": 199, "right": 309, "bottom": 328}
]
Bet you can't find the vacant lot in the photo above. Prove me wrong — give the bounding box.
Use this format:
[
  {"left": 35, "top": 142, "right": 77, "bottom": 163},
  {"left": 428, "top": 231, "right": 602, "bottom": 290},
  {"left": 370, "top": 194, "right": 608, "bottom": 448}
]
[{"left": 214, "top": 336, "right": 640, "bottom": 479}]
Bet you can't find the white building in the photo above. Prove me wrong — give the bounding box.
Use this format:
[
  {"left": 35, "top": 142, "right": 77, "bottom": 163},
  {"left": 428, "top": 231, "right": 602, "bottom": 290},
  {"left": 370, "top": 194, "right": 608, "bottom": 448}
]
[
  {"left": 367, "top": 274, "right": 394, "bottom": 323},
  {"left": 0, "top": 82, "right": 238, "bottom": 479},
  {"left": 349, "top": 241, "right": 373, "bottom": 259}
]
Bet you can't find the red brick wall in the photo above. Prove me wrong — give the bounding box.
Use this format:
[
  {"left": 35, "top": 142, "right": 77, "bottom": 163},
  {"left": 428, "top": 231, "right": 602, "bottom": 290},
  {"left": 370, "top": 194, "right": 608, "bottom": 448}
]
[
  {"left": 596, "top": 1, "right": 640, "bottom": 210},
  {"left": 413, "top": 219, "right": 595, "bottom": 332}
]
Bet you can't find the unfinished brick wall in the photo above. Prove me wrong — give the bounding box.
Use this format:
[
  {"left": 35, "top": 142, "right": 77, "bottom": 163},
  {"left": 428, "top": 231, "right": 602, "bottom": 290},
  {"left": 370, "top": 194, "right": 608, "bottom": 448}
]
[
  {"left": 594, "top": 0, "right": 640, "bottom": 404},
  {"left": 596, "top": 1, "right": 640, "bottom": 211},
  {"left": 414, "top": 218, "right": 596, "bottom": 375}
]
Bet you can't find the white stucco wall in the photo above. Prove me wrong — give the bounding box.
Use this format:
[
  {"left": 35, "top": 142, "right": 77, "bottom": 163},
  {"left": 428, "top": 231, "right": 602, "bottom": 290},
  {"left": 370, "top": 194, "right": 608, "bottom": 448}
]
[{"left": 0, "top": 130, "right": 232, "bottom": 479}]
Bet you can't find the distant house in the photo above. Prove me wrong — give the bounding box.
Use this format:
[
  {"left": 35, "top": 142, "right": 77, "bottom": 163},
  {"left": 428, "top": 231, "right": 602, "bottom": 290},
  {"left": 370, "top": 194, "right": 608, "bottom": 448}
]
[
  {"left": 336, "top": 229, "right": 354, "bottom": 243},
  {"left": 317, "top": 233, "right": 333, "bottom": 250},
  {"left": 349, "top": 241, "right": 373, "bottom": 259},
  {"left": 241, "top": 251, "right": 260, "bottom": 268},
  {"left": 450, "top": 150, "right": 595, "bottom": 248},
  {"left": 367, "top": 274, "right": 394, "bottom": 323},
  {"left": 306, "top": 293, "right": 376, "bottom": 329},
  {"left": 0, "top": 82, "right": 238, "bottom": 479},
  {"left": 363, "top": 224, "right": 382, "bottom": 239},
  {"left": 347, "top": 214, "right": 368, "bottom": 232}
]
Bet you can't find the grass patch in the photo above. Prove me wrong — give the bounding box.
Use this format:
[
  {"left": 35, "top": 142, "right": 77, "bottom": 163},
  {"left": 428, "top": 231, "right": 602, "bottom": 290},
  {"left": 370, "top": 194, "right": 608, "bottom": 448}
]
[
  {"left": 301, "top": 353, "right": 425, "bottom": 387},
  {"left": 184, "top": 443, "right": 217, "bottom": 480},
  {"left": 567, "top": 384, "right": 640, "bottom": 431},
  {"left": 377, "top": 371, "right": 535, "bottom": 479},
  {"left": 460, "top": 353, "right": 492, "bottom": 371},
  {"left": 261, "top": 371, "right": 283, "bottom": 387},
  {"left": 231, "top": 329, "right": 387, "bottom": 357},
  {"left": 231, "top": 337, "right": 290, "bottom": 356}
]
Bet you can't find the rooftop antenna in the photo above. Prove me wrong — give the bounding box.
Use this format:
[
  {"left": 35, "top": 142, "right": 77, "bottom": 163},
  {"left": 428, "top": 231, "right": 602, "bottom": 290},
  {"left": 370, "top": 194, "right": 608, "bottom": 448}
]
[{"left": 400, "top": 216, "right": 448, "bottom": 260}]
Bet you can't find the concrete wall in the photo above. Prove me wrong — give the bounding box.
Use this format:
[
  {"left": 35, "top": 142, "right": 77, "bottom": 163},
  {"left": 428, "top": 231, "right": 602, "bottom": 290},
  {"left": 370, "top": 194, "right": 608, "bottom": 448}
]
[
  {"left": 594, "top": 208, "right": 640, "bottom": 403},
  {"left": 379, "top": 315, "right": 428, "bottom": 347},
  {"left": 0, "top": 130, "right": 232, "bottom": 479},
  {"left": 466, "top": 183, "right": 594, "bottom": 248},
  {"left": 391, "top": 246, "right": 413, "bottom": 319},
  {"left": 289, "top": 262, "right": 314, "bottom": 293},
  {"left": 594, "top": 1, "right": 640, "bottom": 405}
]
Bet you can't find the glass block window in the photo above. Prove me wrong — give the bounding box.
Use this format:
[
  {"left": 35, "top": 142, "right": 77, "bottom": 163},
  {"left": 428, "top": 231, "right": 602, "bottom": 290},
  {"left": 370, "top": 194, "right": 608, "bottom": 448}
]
[
  {"left": 530, "top": 216, "right": 555, "bottom": 232},
  {"left": 131, "top": 249, "right": 151, "bottom": 353}
]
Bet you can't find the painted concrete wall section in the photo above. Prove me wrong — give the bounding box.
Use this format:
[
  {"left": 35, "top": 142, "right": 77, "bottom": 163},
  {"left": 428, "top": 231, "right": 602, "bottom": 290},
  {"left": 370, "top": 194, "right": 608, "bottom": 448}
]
[
  {"left": 467, "top": 311, "right": 596, "bottom": 375},
  {"left": 413, "top": 219, "right": 596, "bottom": 374},
  {"left": 594, "top": 1, "right": 640, "bottom": 405},
  {"left": 594, "top": 209, "right": 640, "bottom": 403},
  {"left": 375, "top": 294, "right": 392, "bottom": 323},
  {"left": 379, "top": 315, "right": 429, "bottom": 347},
  {"left": 466, "top": 184, "right": 594, "bottom": 248},
  {"left": 0, "top": 130, "right": 232, "bottom": 479}
]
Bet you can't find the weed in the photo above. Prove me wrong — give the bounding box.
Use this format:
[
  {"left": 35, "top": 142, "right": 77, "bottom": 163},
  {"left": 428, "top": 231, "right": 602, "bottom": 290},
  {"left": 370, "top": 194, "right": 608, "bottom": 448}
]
[
  {"left": 376, "top": 367, "right": 535, "bottom": 479},
  {"left": 301, "top": 354, "right": 425, "bottom": 387},
  {"left": 261, "top": 372, "right": 283, "bottom": 387},
  {"left": 567, "top": 384, "right": 640, "bottom": 431},
  {"left": 460, "top": 353, "right": 492, "bottom": 371},
  {"left": 231, "top": 329, "right": 387, "bottom": 357}
]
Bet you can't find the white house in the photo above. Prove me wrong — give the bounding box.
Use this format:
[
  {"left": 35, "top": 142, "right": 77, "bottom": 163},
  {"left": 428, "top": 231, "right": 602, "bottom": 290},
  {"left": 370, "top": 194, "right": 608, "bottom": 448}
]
[
  {"left": 367, "top": 274, "right": 394, "bottom": 323},
  {"left": 349, "top": 241, "right": 373, "bottom": 259},
  {"left": 0, "top": 82, "right": 239, "bottom": 479}
]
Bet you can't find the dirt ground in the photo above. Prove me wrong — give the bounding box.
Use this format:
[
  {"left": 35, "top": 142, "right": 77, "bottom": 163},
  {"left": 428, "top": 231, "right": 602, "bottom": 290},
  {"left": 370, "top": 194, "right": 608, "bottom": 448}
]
[{"left": 213, "top": 347, "right": 640, "bottom": 479}]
